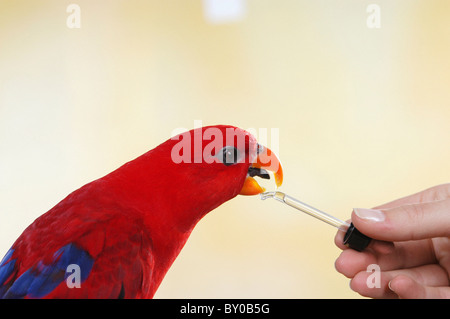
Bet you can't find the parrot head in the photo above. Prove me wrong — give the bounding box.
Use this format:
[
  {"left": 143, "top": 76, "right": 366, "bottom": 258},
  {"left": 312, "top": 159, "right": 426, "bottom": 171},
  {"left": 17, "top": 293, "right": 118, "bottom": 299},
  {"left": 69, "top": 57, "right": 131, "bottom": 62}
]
[{"left": 166, "top": 124, "right": 283, "bottom": 197}]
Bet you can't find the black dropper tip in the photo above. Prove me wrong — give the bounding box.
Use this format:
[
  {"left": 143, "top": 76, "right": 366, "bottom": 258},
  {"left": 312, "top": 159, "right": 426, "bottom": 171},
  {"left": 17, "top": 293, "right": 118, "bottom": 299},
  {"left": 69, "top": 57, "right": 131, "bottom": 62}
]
[{"left": 343, "top": 223, "right": 372, "bottom": 252}]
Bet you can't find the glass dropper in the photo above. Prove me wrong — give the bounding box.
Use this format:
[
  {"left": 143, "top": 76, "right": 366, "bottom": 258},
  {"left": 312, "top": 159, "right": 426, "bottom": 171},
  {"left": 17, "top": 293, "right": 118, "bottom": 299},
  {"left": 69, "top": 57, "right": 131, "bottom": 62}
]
[
  {"left": 261, "top": 191, "right": 350, "bottom": 232},
  {"left": 260, "top": 191, "right": 372, "bottom": 251}
]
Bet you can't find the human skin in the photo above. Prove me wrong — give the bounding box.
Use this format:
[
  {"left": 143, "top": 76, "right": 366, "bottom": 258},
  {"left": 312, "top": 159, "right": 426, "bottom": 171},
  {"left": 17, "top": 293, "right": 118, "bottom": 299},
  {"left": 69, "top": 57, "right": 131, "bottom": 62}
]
[{"left": 334, "top": 183, "right": 450, "bottom": 299}]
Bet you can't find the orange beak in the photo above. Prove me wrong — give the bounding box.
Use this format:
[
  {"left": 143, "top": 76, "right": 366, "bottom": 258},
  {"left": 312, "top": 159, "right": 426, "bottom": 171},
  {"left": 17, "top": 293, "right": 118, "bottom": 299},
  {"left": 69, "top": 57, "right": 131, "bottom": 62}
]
[{"left": 239, "top": 145, "right": 283, "bottom": 195}]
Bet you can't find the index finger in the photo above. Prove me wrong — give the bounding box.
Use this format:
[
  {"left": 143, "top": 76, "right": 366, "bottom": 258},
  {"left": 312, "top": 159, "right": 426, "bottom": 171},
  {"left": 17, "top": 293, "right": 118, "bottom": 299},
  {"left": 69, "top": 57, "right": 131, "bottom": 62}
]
[
  {"left": 353, "top": 198, "right": 450, "bottom": 241},
  {"left": 373, "top": 183, "right": 450, "bottom": 210}
]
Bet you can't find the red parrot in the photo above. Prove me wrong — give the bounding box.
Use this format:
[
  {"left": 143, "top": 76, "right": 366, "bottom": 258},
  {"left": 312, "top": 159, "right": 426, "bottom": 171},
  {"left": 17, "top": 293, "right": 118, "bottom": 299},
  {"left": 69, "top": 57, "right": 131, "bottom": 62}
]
[{"left": 0, "top": 125, "right": 282, "bottom": 299}]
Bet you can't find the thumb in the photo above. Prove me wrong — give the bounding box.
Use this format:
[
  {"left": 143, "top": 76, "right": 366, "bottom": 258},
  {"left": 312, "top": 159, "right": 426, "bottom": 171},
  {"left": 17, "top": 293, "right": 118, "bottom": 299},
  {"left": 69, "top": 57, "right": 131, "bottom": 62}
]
[{"left": 351, "top": 198, "right": 450, "bottom": 242}]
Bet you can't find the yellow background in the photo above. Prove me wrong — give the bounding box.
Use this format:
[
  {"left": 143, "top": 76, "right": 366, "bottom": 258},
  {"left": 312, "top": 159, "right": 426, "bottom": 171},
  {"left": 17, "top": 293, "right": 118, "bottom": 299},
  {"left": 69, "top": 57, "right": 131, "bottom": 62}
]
[{"left": 0, "top": 1, "right": 449, "bottom": 298}]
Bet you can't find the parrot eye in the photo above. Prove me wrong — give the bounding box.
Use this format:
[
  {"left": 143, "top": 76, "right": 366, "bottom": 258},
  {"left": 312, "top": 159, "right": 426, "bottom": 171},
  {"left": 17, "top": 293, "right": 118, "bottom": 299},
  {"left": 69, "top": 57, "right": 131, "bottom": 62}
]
[{"left": 218, "top": 146, "right": 240, "bottom": 166}]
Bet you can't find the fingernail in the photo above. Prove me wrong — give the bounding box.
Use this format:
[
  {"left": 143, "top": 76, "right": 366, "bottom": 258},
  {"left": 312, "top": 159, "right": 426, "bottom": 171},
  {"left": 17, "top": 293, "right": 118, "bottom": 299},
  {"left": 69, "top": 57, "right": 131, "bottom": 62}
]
[
  {"left": 353, "top": 208, "right": 385, "bottom": 222},
  {"left": 388, "top": 280, "right": 394, "bottom": 292}
]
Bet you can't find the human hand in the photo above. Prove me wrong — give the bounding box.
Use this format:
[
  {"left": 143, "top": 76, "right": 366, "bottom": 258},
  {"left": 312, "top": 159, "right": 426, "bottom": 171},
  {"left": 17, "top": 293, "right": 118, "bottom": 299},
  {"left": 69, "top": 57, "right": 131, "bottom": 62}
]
[{"left": 334, "top": 183, "right": 450, "bottom": 298}]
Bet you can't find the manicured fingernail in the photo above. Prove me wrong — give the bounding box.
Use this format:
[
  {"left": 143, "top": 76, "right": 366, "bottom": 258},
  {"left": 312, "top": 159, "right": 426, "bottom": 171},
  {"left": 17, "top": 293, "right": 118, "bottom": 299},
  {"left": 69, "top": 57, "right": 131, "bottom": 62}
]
[
  {"left": 353, "top": 208, "right": 385, "bottom": 222},
  {"left": 388, "top": 280, "right": 394, "bottom": 292}
]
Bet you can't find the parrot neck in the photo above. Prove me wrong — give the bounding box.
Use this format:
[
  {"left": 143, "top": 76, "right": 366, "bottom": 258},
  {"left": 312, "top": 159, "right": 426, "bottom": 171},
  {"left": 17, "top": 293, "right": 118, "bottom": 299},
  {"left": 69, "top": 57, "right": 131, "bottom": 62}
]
[{"left": 103, "top": 147, "right": 239, "bottom": 295}]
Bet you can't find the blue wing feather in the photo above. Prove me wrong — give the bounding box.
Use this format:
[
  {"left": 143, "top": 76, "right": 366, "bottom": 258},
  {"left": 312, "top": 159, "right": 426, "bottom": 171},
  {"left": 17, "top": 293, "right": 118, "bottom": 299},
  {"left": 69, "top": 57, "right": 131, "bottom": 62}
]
[
  {"left": 0, "top": 249, "right": 16, "bottom": 297},
  {"left": 0, "top": 243, "right": 94, "bottom": 299}
]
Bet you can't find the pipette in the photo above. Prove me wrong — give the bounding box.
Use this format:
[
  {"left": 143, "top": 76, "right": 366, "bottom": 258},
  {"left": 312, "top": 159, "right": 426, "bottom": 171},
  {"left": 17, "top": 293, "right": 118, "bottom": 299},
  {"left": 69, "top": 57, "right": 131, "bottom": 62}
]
[{"left": 260, "top": 191, "right": 372, "bottom": 251}]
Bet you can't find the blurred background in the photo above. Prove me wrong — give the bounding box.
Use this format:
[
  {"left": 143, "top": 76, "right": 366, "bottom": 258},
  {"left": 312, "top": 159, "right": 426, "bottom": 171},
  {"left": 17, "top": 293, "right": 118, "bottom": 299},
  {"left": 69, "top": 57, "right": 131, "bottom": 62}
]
[{"left": 0, "top": 0, "right": 449, "bottom": 298}]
